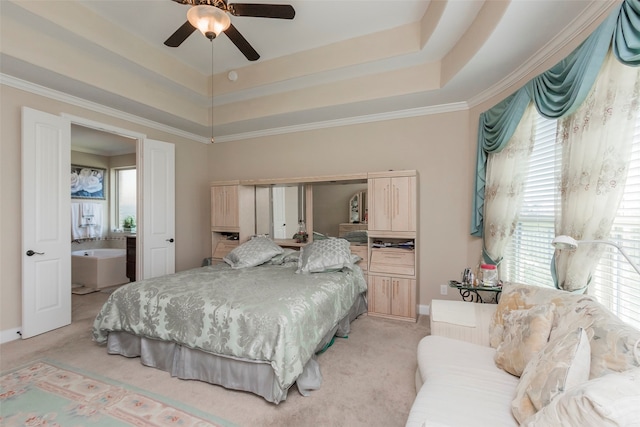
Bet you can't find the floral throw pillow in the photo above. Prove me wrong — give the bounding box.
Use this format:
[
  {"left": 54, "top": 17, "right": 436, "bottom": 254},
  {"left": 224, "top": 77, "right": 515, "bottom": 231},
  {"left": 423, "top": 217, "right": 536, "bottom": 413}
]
[
  {"left": 223, "top": 236, "right": 283, "bottom": 269},
  {"left": 512, "top": 327, "right": 591, "bottom": 424},
  {"left": 494, "top": 303, "right": 556, "bottom": 377}
]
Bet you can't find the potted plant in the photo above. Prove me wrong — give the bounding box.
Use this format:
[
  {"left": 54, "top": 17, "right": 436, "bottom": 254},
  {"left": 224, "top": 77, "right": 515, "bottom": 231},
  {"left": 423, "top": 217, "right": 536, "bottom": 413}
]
[{"left": 123, "top": 215, "right": 136, "bottom": 233}]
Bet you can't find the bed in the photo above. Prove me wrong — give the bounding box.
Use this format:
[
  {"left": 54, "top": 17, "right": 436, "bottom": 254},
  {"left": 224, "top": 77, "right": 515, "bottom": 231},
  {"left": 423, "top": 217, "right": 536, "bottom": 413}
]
[{"left": 92, "top": 237, "right": 368, "bottom": 404}]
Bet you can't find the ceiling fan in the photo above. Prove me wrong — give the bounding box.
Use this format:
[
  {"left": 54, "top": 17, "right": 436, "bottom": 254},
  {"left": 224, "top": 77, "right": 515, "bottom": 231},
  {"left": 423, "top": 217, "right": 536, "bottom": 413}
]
[{"left": 164, "top": 0, "right": 295, "bottom": 61}]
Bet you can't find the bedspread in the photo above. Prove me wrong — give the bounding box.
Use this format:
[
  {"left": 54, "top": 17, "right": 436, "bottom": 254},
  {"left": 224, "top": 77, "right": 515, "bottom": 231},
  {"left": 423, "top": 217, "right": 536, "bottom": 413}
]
[{"left": 92, "top": 262, "right": 367, "bottom": 390}]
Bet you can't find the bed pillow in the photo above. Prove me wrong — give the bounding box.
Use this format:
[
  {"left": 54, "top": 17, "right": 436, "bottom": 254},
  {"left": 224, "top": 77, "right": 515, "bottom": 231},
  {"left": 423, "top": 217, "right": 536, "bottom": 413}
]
[
  {"left": 297, "top": 238, "right": 353, "bottom": 274},
  {"left": 494, "top": 303, "right": 555, "bottom": 376},
  {"left": 512, "top": 327, "right": 591, "bottom": 424},
  {"left": 223, "top": 236, "right": 283, "bottom": 269},
  {"left": 269, "top": 248, "right": 299, "bottom": 265}
]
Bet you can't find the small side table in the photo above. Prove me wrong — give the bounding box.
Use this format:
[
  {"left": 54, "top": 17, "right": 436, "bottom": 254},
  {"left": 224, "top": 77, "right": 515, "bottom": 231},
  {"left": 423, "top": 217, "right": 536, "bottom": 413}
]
[{"left": 448, "top": 281, "right": 502, "bottom": 303}]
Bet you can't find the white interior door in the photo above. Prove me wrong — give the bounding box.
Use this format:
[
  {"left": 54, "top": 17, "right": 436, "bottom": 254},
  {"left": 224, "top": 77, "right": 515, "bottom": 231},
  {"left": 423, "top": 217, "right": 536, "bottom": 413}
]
[
  {"left": 142, "top": 139, "right": 175, "bottom": 279},
  {"left": 272, "top": 187, "right": 286, "bottom": 239},
  {"left": 21, "top": 107, "right": 71, "bottom": 338}
]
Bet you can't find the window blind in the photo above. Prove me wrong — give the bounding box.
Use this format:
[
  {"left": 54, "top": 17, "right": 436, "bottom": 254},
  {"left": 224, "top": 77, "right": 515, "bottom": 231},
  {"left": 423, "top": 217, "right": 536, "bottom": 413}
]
[
  {"left": 502, "top": 114, "right": 558, "bottom": 288},
  {"left": 502, "top": 110, "right": 640, "bottom": 329}
]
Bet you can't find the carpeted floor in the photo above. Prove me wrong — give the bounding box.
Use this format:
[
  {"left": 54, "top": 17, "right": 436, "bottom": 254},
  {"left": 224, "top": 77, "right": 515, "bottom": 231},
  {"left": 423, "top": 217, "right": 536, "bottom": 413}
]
[{"left": 0, "top": 291, "right": 430, "bottom": 427}]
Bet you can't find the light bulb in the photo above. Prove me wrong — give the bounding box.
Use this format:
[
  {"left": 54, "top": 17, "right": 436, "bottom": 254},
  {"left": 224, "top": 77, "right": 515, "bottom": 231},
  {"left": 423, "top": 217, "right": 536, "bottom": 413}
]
[{"left": 187, "top": 5, "right": 231, "bottom": 40}]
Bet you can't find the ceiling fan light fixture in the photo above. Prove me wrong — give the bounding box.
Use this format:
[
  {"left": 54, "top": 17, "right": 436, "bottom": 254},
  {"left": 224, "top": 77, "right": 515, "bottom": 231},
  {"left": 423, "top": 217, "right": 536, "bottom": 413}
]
[{"left": 187, "top": 5, "right": 231, "bottom": 40}]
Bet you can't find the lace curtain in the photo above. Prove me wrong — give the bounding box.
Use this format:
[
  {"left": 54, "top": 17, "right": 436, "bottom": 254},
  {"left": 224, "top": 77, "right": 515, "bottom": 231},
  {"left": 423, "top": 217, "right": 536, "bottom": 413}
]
[
  {"left": 553, "top": 50, "right": 640, "bottom": 292},
  {"left": 472, "top": 0, "right": 640, "bottom": 236},
  {"left": 483, "top": 104, "right": 536, "bottom": 267}
]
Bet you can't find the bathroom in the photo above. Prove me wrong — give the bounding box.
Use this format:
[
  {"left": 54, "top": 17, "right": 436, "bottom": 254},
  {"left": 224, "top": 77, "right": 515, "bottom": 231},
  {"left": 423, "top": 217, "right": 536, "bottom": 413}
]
[{"left": 70, "top": 125, "right": 137, "bottom": 294}]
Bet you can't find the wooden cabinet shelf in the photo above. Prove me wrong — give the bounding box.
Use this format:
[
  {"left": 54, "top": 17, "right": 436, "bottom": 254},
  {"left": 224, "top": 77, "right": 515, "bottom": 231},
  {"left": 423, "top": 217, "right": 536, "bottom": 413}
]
[
  {"left": 211, "top": 185, "right": 240, "bottom": 231},
  {"left": 366, "top": 171, "right": 418, "bottom": 322},
  {"left": 369, "top": 276, "right": 416, "bottom": 319},
  {"left": 209, "top": 171, "right": 418, "bottom": 322},
  {"left": 211, "top": 183, "right": 255, "bottom": 263},
  {"left": 368, "top": 175, "right": 416, "bottom": 233},
  {"left": 369, "top": 248, "right": 415, "bottom": 276}
]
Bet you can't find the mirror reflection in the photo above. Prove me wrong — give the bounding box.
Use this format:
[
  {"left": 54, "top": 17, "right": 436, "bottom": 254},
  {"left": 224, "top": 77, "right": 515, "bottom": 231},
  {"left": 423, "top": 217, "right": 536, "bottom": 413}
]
[
  {"left": 313, "top": 182, "right": 367, "bottom": 238},
  {"left": 255, "top": 180, "right": 368, "bottom": 242},
  {"left": 255, "top": 184, "right": 304, "bottom": 239}
]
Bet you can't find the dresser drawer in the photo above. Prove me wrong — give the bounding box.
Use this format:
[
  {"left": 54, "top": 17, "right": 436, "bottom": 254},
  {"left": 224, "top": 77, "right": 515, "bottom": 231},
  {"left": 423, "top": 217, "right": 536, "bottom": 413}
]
[
  {"left": 350, "top": 244, "right": 368, "bottom": 272},
  {"left": 369, "top": 248, "right": 415, "bottom": 275},
  {"left": 213, "top": 240, "right": 239, "bottom": 259}
]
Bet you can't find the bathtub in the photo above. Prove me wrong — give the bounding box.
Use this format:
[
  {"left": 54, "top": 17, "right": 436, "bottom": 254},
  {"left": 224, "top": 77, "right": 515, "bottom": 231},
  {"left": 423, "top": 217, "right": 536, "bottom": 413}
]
[{"left": 72, "top": 249, "right": 130, "bottom": 289}]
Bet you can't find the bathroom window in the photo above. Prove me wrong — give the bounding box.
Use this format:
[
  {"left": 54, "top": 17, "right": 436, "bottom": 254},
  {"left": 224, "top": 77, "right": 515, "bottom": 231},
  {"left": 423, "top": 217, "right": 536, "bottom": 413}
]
[{"left": 115, "top": 167, "right": 136, "bottom": 230}]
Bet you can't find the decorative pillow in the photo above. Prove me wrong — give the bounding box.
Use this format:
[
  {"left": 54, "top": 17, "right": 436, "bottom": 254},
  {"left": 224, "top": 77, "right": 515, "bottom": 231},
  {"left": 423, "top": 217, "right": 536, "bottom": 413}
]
[
  {"left": 269, "top": 248, "right": 299, "bottom": 265},
  {"left": 223, "top": 236, "right": 283, "bottom": 269},
  {"left": 495, "top": 303, "right": 556, "bottom": 377},
  {"left": 512, "top": 328, "right": 591, "bottom": 424},
  {"left": 297, "top": 238, "right": 353, "bottom": 274},
  {"left": 521, "top": 367, "right": 640, "bottom": 426},
  {"left": 490, "top": 283, "right": 532, "bottom": 348}
]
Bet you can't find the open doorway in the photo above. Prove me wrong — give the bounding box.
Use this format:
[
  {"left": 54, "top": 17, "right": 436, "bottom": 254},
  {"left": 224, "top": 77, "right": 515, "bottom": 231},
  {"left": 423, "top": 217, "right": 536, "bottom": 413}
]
[
  {"left": 22, "top": 108, "right": 175, "bottom": 338},
  {"left": 70, "top": 124, "right": 137, "bottom": 301}
]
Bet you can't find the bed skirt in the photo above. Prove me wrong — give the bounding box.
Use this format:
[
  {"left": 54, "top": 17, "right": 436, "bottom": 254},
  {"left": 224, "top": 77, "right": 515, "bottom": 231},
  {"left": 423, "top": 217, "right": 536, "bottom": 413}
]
[{"left": 105, "top": 292, "right": 367, "bottom": 404}]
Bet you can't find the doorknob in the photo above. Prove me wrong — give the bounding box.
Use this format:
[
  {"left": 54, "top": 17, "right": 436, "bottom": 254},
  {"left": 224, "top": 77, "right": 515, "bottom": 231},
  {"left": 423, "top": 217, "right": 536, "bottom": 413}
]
[
  {"left": 166, "top": 238, "right": 174, "bottom": 243},
  {"left": 26, "top": 250, "right": 44, "bottom": 256}
]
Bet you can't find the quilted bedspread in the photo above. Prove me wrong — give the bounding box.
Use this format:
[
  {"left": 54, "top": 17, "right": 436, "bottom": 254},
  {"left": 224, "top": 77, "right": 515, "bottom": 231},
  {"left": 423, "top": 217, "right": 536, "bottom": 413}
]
[{"left": 92, "top": 262, "right": 367, "bottom": 389}]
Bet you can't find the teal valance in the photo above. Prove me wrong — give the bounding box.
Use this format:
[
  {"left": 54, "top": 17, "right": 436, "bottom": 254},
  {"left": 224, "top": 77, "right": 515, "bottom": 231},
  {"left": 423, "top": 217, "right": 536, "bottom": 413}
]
[
  {"left": 526, "top": 11, "right": 616, "bottom": 119},
  {"left": 614, "top": 0, "right": 640, "bottom": 64},
  {"left": 471, "top": 1, "right": 639, "bottom": 237},
  {"left": 471, "top": 90, "right": 530, "bottom": 236}
]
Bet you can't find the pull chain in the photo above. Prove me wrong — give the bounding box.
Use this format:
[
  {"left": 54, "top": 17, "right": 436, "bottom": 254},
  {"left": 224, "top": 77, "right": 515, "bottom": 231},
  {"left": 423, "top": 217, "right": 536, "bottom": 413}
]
[{"left": 210, "top": 38, "right": 215, "bottom": 144}]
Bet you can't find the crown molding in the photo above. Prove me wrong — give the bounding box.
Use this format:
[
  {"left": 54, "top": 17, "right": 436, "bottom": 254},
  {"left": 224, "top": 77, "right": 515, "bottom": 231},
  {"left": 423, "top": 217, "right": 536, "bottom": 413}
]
[
  {"left": 3, "top": 72, "right": 470, "bottom": 144},
  {"left": 213, "top": 102, "right": 469, "bottom": 143},
  {"left": 0, "top": 73, "right": 209, "bottom": 144},
  {"left": 467, "top": 1, "right": 617, "bottom": 109}
]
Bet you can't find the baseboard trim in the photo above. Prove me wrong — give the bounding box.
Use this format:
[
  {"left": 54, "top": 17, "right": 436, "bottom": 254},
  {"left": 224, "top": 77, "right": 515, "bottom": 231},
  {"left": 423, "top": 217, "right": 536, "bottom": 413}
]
[
  {"left": 1, "top": 327, "right": 22, "bottom": 344},
  {"left": 418, "top": 304, "right": 430, "bottom": 316}
]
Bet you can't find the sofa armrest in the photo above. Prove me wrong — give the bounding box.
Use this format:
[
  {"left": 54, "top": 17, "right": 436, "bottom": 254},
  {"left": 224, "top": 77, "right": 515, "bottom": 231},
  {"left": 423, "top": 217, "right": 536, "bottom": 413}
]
[{"left": 430, "top": 299, "right": 496, "bottom": 347}]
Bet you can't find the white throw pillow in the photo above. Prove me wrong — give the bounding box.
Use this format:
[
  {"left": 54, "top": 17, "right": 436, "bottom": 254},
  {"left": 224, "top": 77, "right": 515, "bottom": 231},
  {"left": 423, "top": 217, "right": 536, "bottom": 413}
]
[
  {"left": 512, "top": 327, "right": 591, "bottom": 424},
  {"left": 522, "top": 367, "right": 640, "bottom": 426},
  {"left": 223, "top": 236, "right": 283, "bottom": 269},
  {"left": 296, "top": 238, "right": 353, "bottom": 274}
]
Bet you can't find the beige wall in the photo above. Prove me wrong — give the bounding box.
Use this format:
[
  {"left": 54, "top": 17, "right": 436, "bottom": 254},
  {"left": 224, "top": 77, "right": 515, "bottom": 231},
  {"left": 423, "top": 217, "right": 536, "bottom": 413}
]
[
  {"left": 208, "top": 111, "right": 480, "bottom": 310},
  {"left": 109, "top": 153, "right": 136, "bottom": 169},
  {"left": 0, "top": 85, "right": 211, "bottom": 334}
]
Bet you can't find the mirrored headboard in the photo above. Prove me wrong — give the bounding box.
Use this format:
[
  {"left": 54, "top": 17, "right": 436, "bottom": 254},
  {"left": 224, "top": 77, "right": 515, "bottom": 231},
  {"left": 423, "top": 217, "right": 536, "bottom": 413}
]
[
  {"left": 253, "top": 178, "right": 367, "bottom": 243},
  {"left": 312, "top": 182, "right": 367, "bottom": 238},
  {"left": 255, "top": 184, "right": 306, "bottom": 239}
]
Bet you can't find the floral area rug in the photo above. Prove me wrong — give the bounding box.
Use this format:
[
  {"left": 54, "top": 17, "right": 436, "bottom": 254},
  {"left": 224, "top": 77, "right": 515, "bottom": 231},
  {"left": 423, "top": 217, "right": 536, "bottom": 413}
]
[{"left": 0, "top": 360, "right": 235, "bottom": 426}]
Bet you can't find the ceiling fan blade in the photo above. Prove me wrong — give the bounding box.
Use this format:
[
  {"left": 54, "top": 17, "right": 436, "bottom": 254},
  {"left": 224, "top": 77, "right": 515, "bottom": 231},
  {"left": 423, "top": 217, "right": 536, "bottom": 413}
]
[
  {"left": 229, "top": 3, "right": 295, "bottom": 19},
  {"left": 224, "top": 23, "right": 260, "bottom": 61},
  {"left": 164, "top": 21, "right": 197, "bottom": 47}
]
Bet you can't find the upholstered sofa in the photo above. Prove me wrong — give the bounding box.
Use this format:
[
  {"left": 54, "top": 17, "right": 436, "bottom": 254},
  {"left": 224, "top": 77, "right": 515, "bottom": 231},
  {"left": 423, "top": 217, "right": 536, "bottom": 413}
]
[{"left": 405, "top": 283, "right": 640, "bottom": 426}]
